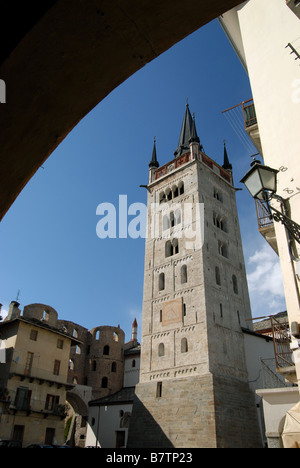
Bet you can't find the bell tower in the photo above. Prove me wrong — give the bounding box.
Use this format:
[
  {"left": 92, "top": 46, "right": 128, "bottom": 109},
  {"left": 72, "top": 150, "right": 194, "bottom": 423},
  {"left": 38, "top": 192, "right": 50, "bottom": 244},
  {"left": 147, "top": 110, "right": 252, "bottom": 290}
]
[{"left": 128, "top": 104, "right": 262, "bottom": 448}]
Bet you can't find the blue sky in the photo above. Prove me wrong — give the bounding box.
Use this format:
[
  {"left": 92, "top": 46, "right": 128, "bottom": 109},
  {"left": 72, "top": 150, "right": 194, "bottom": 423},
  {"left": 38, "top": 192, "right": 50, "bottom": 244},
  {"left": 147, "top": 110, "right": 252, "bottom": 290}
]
[{"left": 0, "top": 19, "right": 286, "bottom": 341}]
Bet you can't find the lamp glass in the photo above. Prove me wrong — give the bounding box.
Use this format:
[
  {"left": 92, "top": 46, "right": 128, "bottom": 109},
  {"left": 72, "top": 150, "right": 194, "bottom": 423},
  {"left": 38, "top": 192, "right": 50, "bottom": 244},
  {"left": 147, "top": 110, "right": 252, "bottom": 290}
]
[
  {"left": 243, "top": 169, "right": 263, "bottom": 199},
  {"left": 257, "top": 166, "right": 277, "bottom": 193},
  {"left": 241, "top": 161, "right": 278, "bottom": 200}
]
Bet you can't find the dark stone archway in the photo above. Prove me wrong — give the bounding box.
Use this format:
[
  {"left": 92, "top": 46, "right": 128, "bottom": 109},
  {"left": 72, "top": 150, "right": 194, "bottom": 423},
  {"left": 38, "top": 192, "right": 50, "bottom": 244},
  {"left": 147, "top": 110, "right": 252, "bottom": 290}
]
[{"left": 0, "top": 0, "right": 242, "bottom": 221}]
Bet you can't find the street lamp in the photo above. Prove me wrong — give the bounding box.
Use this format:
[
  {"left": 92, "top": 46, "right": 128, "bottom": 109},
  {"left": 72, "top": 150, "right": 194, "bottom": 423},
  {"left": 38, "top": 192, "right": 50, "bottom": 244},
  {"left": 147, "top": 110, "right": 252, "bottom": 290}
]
[{"left": 240, "top": 159, "right": 300, "bottom": 244}]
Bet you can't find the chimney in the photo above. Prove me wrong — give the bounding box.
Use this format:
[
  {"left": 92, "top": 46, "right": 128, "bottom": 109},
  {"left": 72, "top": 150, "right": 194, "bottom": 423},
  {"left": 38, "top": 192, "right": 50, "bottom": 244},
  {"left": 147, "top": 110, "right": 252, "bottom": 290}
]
[{"left": 6, "top": 301, "right": 21, "bottom": 321}]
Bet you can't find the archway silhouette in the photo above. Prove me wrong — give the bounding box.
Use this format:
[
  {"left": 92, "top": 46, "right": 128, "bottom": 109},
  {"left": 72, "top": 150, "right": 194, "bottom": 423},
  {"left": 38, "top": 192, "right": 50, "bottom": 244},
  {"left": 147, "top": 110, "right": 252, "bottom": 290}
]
[{"left": 0, "top": 0, "right": 242, "bottom": 221}]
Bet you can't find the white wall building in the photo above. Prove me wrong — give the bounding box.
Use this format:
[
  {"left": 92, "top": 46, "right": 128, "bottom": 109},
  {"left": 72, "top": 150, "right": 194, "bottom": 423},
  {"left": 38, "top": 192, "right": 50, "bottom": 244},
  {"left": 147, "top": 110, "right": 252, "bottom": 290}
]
[{"left": 219, "top": 0, "right": 300, "bottom": 388}]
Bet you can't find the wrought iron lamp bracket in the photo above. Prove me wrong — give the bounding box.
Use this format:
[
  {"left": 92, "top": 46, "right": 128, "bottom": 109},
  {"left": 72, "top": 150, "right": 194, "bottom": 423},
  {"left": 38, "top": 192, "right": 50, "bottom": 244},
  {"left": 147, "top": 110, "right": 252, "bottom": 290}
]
[{"left": 267, "top": 194, "right": 300, "bottom": 245}]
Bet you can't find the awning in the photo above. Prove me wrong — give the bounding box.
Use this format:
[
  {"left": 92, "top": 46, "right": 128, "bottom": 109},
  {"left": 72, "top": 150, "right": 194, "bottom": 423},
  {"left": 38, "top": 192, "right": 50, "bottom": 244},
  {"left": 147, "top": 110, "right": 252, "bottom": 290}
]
[{"left": 282, "top": 401, "right": 300, "bottom": 448}]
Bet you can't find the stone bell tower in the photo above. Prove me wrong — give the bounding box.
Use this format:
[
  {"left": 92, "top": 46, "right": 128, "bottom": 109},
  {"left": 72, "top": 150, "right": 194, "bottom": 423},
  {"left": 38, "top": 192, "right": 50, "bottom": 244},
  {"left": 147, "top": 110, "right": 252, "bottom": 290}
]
[{"left": 128, "top": 104, "right": 262, "bottom": 448}]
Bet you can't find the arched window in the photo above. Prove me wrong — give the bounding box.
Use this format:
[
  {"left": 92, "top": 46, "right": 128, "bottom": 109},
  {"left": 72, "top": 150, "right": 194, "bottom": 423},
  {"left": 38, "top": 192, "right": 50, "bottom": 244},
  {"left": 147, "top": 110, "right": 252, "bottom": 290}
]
[
  {"left": 111, "top": 362, "right": 117, "bottom": 372},
  {"left": 173, "top": 239, "right": 179, "bottom": 255},
  {"left": 95, "top": 329, "right": 100, "bottom": 340},
  {"left": 163, "top": 214, "right": 170, "bottom": 231},
  {"left": 165, "top": 239, "right": 179, "bottom": 258},
  {"left": 174, "top": 208, "right": 181, "bottom": 225},
  {"left": 75, "top": 345, "right": 81, "bottom": 355},
  {"left": 215, "top": 266, "right": 221, "bottom": 286},
  {"left": 159, "top": 273, "right": 165, "bottom": 291},
  {"left": 101, "top": 377, "right": 108, "bottom": 388},
  {"left": 113, "top": 332, "right": 119, "bottom": 342},
  {"left": 92, "top": 360, "right": 97, "bottom": 371},
  {"left": 170, "top": 211, "right": 175, "bottom": 228},
  {"left": 165, "top": 240, "right": 172, "bottom": 258},
  {"left": 213, "top": 188, "right": 223, "bottom": 202},
  {"left": 213, "top": 213, "right": 227, "bottom": 232},
  {"left": 181, "top": 265, "right": 187, "bottom": 284},
  {"left": 159, "top": 192, "right": 166, "bottom": 204},
  {"left": 181, "top": 338, "right": 188, "bottom": 353},
  {"left": 232, "top": 275, "right": 238, "bottom": 294},
  {"left": 132, "top": 359, "right": 136, "bottom": 368},
  {"left": 103, "top": 345, "right": 110, "bottom": 355},
  {"left": 218, "top": 241, "right": 228, "bottom": 258},
  {"left": 179, "top": 182, "right": 184, "bottom": 195},
  {"left": 166, "top": 188, "right": 172, "bottom": 201},
  {"left": 42, "top": 310, "right": 49, "bottom": 322},
  {"left": 158, "top": 343, "right": 165, "bottom": 357}
]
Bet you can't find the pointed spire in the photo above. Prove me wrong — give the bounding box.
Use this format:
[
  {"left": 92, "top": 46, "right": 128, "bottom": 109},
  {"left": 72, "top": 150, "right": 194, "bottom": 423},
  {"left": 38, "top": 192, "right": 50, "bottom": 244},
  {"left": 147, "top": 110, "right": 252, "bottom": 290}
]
[
  {"left": 189, "top": 113, "right": 200, "bottom": 144},
  {"left": 149, "top": 137, "right": 159, "bottom": 168},
  {"left": 222, "top": 140, "right": 232, "bottom": 172},
  {"left": 131, "top": 318, "right": 138, "bottom": 341},
  {"left": 174, "top": 102, "right": 200, "bottom": 157}
]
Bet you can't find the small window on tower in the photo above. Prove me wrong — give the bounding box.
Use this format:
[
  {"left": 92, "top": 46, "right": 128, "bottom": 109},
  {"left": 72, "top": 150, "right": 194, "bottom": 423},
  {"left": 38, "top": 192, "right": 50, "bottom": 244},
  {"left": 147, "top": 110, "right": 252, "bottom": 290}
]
[
  {"left": 158, "top": 343, "right": 165, "bottom": 357},
  {"left": 181, "top": 338, "right": 188, "bottom": 353},
  {"left": 232, "top": 275, "right": 239, "bottom": 294},
  {"left": 159, "top": 273, "right": 165, "bottom": 291},
  {"left": 215, "top": 266, "right": 221, "bottom": 286},
  {"left": 181, "top": 265, "right": 187, "bottom": 284},
  {"left": 213, "top": 188, "right": 223, "bottom": 202},
  {"left": 218, "top": 241, "right": 228, "bottom": 258},
  {"left": 156, "top": 382, "right": 162, "bottom": 398}
]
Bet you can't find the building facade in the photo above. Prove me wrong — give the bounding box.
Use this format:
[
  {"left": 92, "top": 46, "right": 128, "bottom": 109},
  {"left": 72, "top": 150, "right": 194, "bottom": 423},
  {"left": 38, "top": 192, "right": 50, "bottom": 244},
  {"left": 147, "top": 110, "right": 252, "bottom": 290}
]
[
  {"left": 127, "top": 104, "right": 262, "bottom": 448},
  {"left": 0, "top": 300, "right": 134, "bottom": 447},
  {"left": 85, "top": 337, "right": 141, "bottom": 448},
  {"left": 0, "top": 302, "right": 79, "bottom": 447}
]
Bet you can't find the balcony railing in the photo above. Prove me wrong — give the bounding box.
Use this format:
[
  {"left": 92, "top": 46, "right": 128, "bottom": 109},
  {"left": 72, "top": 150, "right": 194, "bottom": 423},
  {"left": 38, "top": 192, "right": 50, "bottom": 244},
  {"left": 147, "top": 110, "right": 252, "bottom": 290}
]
[
  {"left": 270, "top": 316, "right": 294, "bottom": 371},
  {"left": 255, "top": 199, "right": 273, "bottom": 230},
  {"left": 0, "top": 388, "right": 68, "bottom": 417},
  {"left": 242, "top": 99, "right": 257, "bottom": 128}
]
